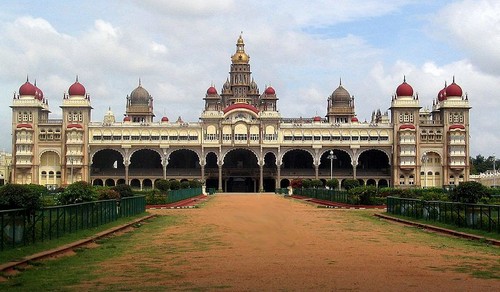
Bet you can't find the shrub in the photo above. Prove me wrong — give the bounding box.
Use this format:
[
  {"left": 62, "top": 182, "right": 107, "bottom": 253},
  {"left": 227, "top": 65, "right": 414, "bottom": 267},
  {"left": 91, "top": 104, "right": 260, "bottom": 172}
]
[
  {"left": 189, "top": 180, "right": 202, "bottom": 188},
  {"left": 58, "top": 181, "right": 96, "bottom": 205},
  {"left": 145, "top": 190, "right": 167, "bottom": 205},
  {"left": 97, "top": 188, "right": 120, "bottom": 200},
  {"left": 155, "top": 179, "right": 170, "bottom": 192},
  {"left": 310, "top": 179, "right": 323, "bottom": 188},
  {"left": 343, "top": 179, "right": 360, "bottom": 191},
  {"left": 290, "top": 179, "right": 302, "bottom": 189},
  {"left": 449, "top": 181, "right": 490, "bottom": 204},
  {"left": 0, "top": 184, "right": 43, "bottom": 212},
  {"left": 112, "top": 184, "right": 133, "bottom": 198},
  {"left": 170, "top": 180, "right": 181, "bottom": 190},
  {"left": 180, "top": 181, "right": 190, "bottom": 189},
  {"left": 302, "top": 179, "right": 312, "bottom": 189},
  {"left": 326, "top": 179, "right": 339, "bottom": 190},
  {"left": 349, "top": 186, "right": 378, "bottom": 205}
]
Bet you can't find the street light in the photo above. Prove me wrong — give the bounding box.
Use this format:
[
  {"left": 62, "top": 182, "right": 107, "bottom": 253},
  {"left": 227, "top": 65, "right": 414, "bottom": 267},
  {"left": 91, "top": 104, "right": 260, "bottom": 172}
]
[{"left": 328, "top": 150, "right": 337, "bottom": 181}]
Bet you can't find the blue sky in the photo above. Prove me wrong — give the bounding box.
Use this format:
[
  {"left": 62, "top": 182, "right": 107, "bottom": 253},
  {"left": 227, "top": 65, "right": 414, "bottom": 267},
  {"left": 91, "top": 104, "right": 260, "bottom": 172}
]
[{"left": 0, "top": 0, "right": 499, "bottom": 157}]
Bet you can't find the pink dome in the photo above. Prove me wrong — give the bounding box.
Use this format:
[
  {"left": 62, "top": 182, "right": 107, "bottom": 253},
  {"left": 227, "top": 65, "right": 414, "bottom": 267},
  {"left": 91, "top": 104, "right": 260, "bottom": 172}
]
[
  {"left": 207, "top": 86, "right": 217, "bottom": 95},
  {"left": 161, "top": 116, "right": 169, "bottom": 122},
  {"left": 69, "top": 81, "right": 86, "bottom": 96},
  {"left": 123, "top": 116, "right": 131, "bottom": 122},
  {"left": 396, "top": 79, "right": 413, "bottom": 97},
  {"left": 265, "top": 86, "right": 275, "bottom": 95},
  {"left": 19, "top": 81, "right": 37, "bottom": 96},
  {"left": 313, "top": 116, "right": 321, "bottom": 122},
  {"left": 446, "top": 82, "right": 462, "bottom": 97},
  {"left": 351, "top": 117, "right": 359, "bottom": 122}
]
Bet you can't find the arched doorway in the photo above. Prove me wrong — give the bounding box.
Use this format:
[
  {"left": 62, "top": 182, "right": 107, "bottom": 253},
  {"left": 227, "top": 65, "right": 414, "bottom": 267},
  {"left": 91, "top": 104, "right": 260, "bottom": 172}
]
[
  {"left": 263, "top": 152, "right": 277, "bottom": 192},
  {"left": 319, "top": 149, "right": 352, "bottom": 179},
  {"left": 205, "top": 152, "right": 218, "bottom": 190},
  {"left": 281, "top": 149, "right": 314, "bottom": 177},
  {"left": 357, "top": 149, "right": 390, "bottom": 184},
  {"left": 129, "top": 149, "right": 162, "bottom": 177},
  {"left": 91, "top": 149, "right": 125, "bottom": 184},
  {"left": 167, "top": 149, "right": 200, "bottom": 179},
  {"left": 39, "top": 151, "right": 61, "bottom": 187},
  {"left": 222, "top": 149, "right": 259, "bottom": 192},
  {"left": 421, "top": 152, "right": 442, "bottom": 188}
]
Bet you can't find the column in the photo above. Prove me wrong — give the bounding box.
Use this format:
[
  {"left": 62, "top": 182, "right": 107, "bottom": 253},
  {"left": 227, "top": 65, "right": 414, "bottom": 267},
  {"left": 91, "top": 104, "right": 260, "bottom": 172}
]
[
  {"left": 276, "top": 162, "right": 281, "bottom": 189},
  {"left": 314, "top": 163, "right": 319, "bottom": 180},
  {"left": 259, "top": 162, "right": 264, "bottom": 192},
  {"left": 218, "top": 162, "right": 223, "bottom": 192},
  {"left": 352, "top": 162, "right": 357, "bottom": 179},
  {"left": 124, "top": 160, "right": 130, "bottom": 185}
]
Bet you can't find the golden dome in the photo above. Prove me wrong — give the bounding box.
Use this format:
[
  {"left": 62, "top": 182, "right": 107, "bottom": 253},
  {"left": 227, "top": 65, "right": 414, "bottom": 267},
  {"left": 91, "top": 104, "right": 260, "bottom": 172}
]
[{"left": 231, "top": 35, "right": 249, "bottom": 64}]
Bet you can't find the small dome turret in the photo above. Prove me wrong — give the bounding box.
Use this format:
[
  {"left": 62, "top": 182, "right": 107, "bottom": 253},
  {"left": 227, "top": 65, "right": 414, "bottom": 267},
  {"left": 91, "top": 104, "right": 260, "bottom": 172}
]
[
  {"left": 396, "top": 77, "right": 414, "bottom": 97},
  {"left": 446, "top": 77, "right": 462, "bottom": 97},
  {"left": 68, "top": 76, "right": 86, "bottom": 96}
]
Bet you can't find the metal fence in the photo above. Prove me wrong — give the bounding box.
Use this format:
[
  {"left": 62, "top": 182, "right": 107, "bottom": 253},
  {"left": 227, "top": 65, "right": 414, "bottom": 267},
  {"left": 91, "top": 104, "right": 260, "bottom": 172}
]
[
  {"left": 292, "top": 188, "right": 350, "bottom": 204},
  {"left": 1, "top": 196, "right": 146, "bottom": 251},
  {"left": 387, "top": 197, "right": 500, "bottom": 233},
  {"left": 167, "top": 188, "right": 202, "bottom": 204}
]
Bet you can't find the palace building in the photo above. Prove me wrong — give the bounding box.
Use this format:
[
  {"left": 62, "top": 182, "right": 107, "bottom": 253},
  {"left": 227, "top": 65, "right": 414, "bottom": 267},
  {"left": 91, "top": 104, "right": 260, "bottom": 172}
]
[{"left": 10, "top": 36, "right": 471, "bottom": 192}]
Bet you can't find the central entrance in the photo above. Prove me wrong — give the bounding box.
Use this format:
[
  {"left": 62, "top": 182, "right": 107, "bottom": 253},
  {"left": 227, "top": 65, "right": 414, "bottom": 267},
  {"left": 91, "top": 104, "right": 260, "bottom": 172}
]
[{"left": 223, "top": 149, "right": 259, "bottom": 192}]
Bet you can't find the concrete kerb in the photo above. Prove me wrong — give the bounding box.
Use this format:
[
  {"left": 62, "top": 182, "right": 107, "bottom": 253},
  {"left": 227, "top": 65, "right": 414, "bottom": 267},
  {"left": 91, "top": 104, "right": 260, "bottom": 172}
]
[
  {"left": 0, "top": 214, "right": 156, "bottom": 273},
  {"left": 374, "top": 213, "right": 500, "bottom": 247}
]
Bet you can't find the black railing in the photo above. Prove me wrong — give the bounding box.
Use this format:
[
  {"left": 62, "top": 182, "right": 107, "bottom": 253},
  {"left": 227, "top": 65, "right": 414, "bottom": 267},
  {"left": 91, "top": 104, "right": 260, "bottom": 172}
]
[{"left": 386, "top": 197, "right": 500, "bottom": 233}]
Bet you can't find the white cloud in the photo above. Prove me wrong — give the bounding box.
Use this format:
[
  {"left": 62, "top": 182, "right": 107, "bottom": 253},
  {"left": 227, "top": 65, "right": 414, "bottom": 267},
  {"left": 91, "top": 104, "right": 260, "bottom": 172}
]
[{"left": 433, "top": 0, "right": 500, "bottom": 76}]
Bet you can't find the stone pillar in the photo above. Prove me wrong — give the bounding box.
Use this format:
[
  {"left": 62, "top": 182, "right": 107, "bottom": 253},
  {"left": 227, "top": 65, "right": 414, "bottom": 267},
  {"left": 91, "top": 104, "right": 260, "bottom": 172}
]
[
  {"left": 259, "top": 162, "right": 264, "bottom": 192},
  {"left": 200, "top": 159, "right": 206, "bottom": 183},
  {"left": 314, "top": 163, "right": 319, "bottom": 180},
  {"left": 218, "top": 162, "right": 223, "bottom": 192},
  {"left": 276, "top": 162, "right": 282, "bottom": 189},
  {"left": 124, "top": 160, "right": 130, "bottom": 185}
]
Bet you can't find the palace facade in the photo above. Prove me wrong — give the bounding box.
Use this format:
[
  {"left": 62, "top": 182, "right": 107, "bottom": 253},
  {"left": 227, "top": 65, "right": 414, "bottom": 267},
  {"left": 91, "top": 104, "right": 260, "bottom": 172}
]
[{"left": 10, "top": 36, "right": 471, "bottom": 192}]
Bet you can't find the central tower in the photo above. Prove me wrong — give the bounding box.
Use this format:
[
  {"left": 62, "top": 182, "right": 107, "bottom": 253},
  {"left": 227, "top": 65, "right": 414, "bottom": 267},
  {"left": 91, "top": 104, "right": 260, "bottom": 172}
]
[{"left": 221, "top": 35, "right": 260, "bottom": 107}]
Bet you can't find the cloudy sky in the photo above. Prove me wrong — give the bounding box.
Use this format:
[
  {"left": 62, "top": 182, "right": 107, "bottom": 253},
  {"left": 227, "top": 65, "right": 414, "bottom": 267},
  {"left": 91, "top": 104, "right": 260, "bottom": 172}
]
[{"left": 0, "top": 0, "right": 499, "bottom": 157}]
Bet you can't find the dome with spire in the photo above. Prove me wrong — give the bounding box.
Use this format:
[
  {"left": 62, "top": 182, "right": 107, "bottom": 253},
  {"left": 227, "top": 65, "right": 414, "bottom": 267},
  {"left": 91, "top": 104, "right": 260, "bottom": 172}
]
[
  {"left": 68, "top": 76, "right": 86, "bottom": 96},
  {"left": 396, "top": 77, "right": 414, "bottom": 97},
  {"left": 331, "top": 83, "right": 350, "bottom": 103},
  {"left": 231, "top": 35, "right": 249, "bottom": 64},
  {"left": 34, "top": 81, "right": 44, "bottom": 101},
  {"left": 129, "top": 80, "right": 151, "bottom": 105},
  {"left": 264, "top": 86, "right": 275, "bottom": 95},
  {"left": 207, "top": 86, "right": 217, "bottom": 95},
  {"left": 438, "top": 82, "right": 447, "bottom": 102},
  {"left": 19, "top": 78, "right": 37, "bottom": 97},
  {"left": 446, "top": 77, "right": 462, "bottom": 97}
]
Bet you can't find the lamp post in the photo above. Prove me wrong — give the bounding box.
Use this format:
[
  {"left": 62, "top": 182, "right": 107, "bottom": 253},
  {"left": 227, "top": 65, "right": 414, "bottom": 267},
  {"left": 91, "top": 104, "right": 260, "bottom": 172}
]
[{"left": 328, "top": 150, "right": 337, "bottom": 181}]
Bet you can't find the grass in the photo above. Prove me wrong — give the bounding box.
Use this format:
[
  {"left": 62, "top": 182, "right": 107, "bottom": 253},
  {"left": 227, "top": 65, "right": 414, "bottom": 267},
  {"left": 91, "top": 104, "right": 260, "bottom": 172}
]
[{"left": 0, "top": 212, "right": 149, "bottom": 264}]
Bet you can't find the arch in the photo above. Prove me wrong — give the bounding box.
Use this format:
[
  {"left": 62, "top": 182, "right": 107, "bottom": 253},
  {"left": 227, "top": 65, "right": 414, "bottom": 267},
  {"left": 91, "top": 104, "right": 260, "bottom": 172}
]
[
  {"left": 168, "top": 149, "right": 200, "bottom": 171},
  {"left": 221, "top": 147, "right": 259, "bottom": 165},
  {"left": 130, "top": 149, "right": 162, "bottom": 169},
  {"left": 39, "top": 151, "right": 61, "bottom": 187},
  {"left": 93, "top": 179, "right": 104, "bottom": 186},
  {"left": 357, "top": 179, "right": 365, "bottom": 186},
  {"left": 280, "top": 148, "right": 314, "bottom": 168},
  {"left": 318, "top": 149, "right": 353, "bottom": 176},
  {"left": 91, "top": 149, "right": 126, "bottom": 178},
  {"left": 222, "top": 148, "right": 259, "bottom": 192},
  {"left": 280, "top": 179, "right": 290, "bottom": 188},
  {"left": 143, "top": 179, "right": 153, "bottom": 189},
  {"left": 366, "top": 179, "right": 376, "bottom": 186},
  {"left": 130, "top": 179, "right": 141, "bottom": 189},
  {"left": 378, "top": 179, "right": 389, "bottom": 188},
  {"left": 117, "top": 179, "right": 126, "bottom": 185},
  {"left": 105, "top": 179, "right": 115, "bottom": 187},
  {"left": 356, "top": 149, "right": 390, "bottom": 175}
]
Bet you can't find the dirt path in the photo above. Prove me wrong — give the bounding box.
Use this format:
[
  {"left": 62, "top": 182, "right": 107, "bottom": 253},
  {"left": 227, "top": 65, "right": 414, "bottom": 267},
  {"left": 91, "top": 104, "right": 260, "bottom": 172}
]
[{"left": 88, "top": 194, "right": 499, "bottom": 291}]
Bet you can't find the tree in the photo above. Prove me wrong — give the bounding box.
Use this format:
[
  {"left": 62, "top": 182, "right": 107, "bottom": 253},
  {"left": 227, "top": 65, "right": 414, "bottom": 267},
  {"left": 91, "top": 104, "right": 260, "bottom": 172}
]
[
  {"left": 58, "top": 181, "right": 96, "bottom": 205},
  {"left": 310, "top": 179, "right": 323, "bottom": 188},
  {"left": 112, "top": 184, "right": 133, "bottom": 198},
  {"left": 343, "top": 179, "right": 360, "bottom": 191},
  {"left": 302, "top": 179, "right": 312, "bottom": 189},
  {"left": 189, "top": 180, "right": 202, "bottom": 188},
  {"left": 155, "top": 179, "right": 170, "bottom": 192},
  {"left": 290, "top": 179, "right": 302, "bottom": 189},
  {"left": 449, "top": 181, "right": 490, "bottom": 204},
  {"left": 0, "top": 184, "right": 43, "bottom": 212},
  {"left": 326, "top": 179, "right": 339, "bottom": 190},
  {"left": 180, "top": 181, "right": 190, "bottom": 189},
  {"left": 169, "top": 180, "right": 181, "bottom": 190}
]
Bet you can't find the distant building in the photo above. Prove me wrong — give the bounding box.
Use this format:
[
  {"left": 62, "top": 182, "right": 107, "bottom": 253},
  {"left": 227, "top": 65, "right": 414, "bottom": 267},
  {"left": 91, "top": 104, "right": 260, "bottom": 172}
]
[
  {"left": 0, "top": 151, "right": 13, "bottom": 185},
  {"left": 9, "top": 36, "right": 471, "bottom": 192},
  {"left": 470, "top": 170, "right": 500, "bottom": 188}
]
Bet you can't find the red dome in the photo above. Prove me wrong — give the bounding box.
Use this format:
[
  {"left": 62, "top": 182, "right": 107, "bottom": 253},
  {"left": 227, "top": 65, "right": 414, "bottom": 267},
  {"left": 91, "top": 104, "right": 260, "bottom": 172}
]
[
  {"left": 206, "top": 86, "right": 217, "bottom": 95},
  {"left": 351, "top": 117, "right": 359, "bottom": 122},
  {"left": 123, "top": 116, "right": 131, "bottom": 122},
  {"left": 161, "top": 116, "right": 169, "bottom": 122},
  {"left": 313, "top": 116, "right": 321, "bottom": 122},
  {"left": 446, "top": 82, "right": 462, "bottom": 97},
  {"left": 396, "top": 80, "right": 413, "bottom": 97},
  {"left": 34, "top": 83, "right": 44, "bottom": 100},
  {"left": 19, "top": 81, "right": 37, "bottom": 96},
  {"left": 265, "top": 86, "right": 275, "bottom": 95},
  {"left": 69, "top": 81, "right": 86, "bottom": 96},
  {"left": 438, "top": 87, "right": 447, "bottom": 102}
]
